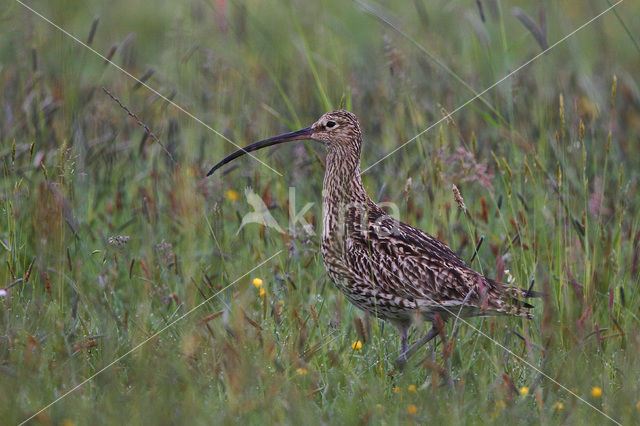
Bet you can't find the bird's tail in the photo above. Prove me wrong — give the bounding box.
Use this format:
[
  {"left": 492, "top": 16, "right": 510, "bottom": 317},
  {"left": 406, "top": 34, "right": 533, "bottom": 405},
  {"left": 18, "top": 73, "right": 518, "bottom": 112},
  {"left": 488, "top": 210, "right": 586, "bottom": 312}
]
[{"left": 489, "top": 279, "right": 543, "bottom": 318}]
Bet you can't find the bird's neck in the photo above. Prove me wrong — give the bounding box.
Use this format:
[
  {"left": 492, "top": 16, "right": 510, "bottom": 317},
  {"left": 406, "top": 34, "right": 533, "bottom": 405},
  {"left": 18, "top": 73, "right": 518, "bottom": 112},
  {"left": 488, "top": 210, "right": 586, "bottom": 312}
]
[
  {"left": 323, "top": 145, "right": 369, "bottom": 204},
  {"left": 322, "top": 145, "right": 371, "bottom": 244}
]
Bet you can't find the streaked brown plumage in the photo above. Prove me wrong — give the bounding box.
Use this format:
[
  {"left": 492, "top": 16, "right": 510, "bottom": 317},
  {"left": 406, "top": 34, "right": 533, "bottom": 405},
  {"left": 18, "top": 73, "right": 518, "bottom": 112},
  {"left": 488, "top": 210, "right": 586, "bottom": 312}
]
[{"left": 208, "top": 110, "right": 537, "bottom": 366}]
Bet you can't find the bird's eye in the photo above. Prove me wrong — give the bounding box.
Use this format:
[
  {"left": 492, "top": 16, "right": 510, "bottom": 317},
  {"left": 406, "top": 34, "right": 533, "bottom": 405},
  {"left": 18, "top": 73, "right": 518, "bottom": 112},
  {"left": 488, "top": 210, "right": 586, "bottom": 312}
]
[{"left": 326, "top": 120, "right": 336, "bottom": 129}]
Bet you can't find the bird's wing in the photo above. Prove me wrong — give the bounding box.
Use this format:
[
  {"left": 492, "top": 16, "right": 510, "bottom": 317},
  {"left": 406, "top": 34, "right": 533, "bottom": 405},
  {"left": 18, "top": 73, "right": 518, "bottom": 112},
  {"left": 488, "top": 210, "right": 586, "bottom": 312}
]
[{"left": 346, "top": 209, "right": 533, "bottom": 317}]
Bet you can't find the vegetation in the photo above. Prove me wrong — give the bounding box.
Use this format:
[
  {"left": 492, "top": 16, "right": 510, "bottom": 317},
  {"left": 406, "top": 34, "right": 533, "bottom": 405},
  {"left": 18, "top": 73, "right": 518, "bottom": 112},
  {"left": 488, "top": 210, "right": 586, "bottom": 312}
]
[{"left": 1, "top": 0, "right": 639, "bottom": 423}]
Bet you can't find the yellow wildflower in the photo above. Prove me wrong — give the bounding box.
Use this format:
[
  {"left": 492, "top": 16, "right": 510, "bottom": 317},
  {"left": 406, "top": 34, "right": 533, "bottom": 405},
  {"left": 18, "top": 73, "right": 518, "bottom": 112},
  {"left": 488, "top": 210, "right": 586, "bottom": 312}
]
[
  {"left": 519, "top": 386, "right": 529, "bottom": 397},
  {"left": 591, "top": 387, "right": 602, "bottom": 398},
  {"left": 225, "top": 189, "right": 239, "bottom": 202},
  {"left": 408, "top": 384, "right": 417, "bottom": 393},
  {"left": 351, "top": 340, "right": 363, "bottom": 350},
  {"left": 495, "top": 400, "right": 506, "bottom": 409},
  {"left": 296, "top": 367, "right": 308, "bottom": 376},
  {"left": 393, "top": 386, "right": 400, "bottom": 394},
  {"left": 252, "top": 278, "right": 263, "bottom": 288},
  {"left": 407, "top": 404, "right": 418, "bottom": 415},
  {"left": 554, "top": 402, "right": 564, "bottom": 411},
  {"left": 259, "top": 288, "right": 265, "bottom": 297}
]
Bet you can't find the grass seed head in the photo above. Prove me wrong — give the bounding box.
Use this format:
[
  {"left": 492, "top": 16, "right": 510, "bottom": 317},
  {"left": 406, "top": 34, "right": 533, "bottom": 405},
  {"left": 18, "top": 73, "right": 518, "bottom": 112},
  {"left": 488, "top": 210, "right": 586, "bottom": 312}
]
[
  {"left": 611, "top": 74, "right": 617, "bottom": 107},
  {"left": 559, "top": 93, "right": 565, "bottom": 139},
  {"left": 452, "top": 184, "right": 467, "bottom": 214}
]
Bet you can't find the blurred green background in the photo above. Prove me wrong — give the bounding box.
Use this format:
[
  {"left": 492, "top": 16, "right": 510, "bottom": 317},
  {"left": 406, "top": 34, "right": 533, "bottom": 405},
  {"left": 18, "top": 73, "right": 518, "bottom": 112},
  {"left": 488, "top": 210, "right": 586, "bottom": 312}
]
[{"left": 1, "top": 0, "right": 639, "bottom": 424}]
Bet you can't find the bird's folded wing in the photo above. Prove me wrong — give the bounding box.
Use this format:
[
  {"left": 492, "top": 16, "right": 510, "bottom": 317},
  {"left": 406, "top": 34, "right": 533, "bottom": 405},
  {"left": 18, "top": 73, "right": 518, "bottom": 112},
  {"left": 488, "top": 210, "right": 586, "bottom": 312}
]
[{"left": 346, "top": 212, "right": 531, "bottom": 315}]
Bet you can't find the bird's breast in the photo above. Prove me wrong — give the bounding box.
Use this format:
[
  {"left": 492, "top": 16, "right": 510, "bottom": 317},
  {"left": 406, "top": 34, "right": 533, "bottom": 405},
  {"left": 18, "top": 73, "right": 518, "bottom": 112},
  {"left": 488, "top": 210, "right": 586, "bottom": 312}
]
[{"left": 321, "top": 199, "right": 349, "bottom": 281}]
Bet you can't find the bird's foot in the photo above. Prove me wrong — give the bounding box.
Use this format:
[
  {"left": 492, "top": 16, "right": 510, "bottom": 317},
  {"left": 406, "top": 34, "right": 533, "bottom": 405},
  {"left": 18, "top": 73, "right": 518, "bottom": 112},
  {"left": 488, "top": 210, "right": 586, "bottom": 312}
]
[
  {"left": 394, "top": 352, "right": 408, "bottom": 371},
  {"left": 394, "top": 326, "right": 440, "bottom": 371}
]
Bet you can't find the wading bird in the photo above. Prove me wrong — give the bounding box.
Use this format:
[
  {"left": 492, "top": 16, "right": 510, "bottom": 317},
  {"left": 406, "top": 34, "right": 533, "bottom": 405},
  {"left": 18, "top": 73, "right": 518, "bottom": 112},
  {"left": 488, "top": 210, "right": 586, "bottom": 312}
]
[{"left": 207, "top": 110, "right": 537, "bottom": 367}]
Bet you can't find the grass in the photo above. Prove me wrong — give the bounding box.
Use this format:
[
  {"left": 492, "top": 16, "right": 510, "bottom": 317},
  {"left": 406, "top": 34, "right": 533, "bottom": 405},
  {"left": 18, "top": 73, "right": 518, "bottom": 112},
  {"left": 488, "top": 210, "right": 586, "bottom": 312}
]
[{"left": 1, "top": 0, "right": 640, "bottom": 424}]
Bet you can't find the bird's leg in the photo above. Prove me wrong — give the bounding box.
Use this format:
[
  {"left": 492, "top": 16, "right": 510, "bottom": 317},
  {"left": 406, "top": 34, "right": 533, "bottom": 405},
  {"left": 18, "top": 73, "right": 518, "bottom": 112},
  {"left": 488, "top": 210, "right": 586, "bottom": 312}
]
[
  {"left": 395, "top": 325, "right": 438, "bottom": 369},
  {"left": 404, "top": 326, "right": 439, "bottom": 362},
  {"left": 394, "top": 326, "right": 409, "bottom": 369},
  {"left": 400, "top": 327, "right": 408, "bottom": 357}
]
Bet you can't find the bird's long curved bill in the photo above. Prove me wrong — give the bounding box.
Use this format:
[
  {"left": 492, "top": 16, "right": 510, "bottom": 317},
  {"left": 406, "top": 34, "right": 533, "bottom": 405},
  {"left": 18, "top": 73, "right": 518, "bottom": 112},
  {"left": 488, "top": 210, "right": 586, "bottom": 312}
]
[{"left": 206, "top": 126, "right": 314, "bottom": 176}]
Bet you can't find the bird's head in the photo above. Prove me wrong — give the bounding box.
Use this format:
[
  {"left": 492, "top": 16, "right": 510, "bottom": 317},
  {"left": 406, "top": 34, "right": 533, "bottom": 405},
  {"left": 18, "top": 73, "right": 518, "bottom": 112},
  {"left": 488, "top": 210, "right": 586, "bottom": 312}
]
[
  {"left": 309, "top": 110, "right": 361, "bottom": 147},
  {"left": 206, "top": 110, "right": 361, "bottom": 176}
]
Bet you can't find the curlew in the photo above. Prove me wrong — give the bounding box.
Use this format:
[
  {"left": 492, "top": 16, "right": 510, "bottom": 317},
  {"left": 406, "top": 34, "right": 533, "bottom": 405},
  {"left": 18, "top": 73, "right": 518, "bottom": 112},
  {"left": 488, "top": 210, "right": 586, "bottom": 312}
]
[{"left": 207, "top": 110, "right": 538, "bottom": 367}]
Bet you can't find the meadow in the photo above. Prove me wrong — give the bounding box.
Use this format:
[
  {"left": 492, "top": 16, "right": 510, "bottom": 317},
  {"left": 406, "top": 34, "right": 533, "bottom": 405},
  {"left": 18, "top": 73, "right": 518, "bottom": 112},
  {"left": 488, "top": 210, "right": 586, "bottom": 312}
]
[{"left": 1, "top": 0, "right": 639, "bottom": 424}]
